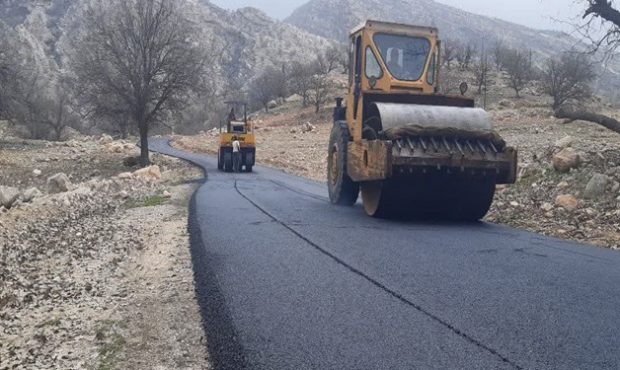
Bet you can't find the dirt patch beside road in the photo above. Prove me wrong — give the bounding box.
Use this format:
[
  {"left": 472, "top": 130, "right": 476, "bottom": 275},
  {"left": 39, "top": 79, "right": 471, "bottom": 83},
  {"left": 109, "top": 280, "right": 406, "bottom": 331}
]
[{"left": 0, "top": 137, "right": 210, "bottom": 369}]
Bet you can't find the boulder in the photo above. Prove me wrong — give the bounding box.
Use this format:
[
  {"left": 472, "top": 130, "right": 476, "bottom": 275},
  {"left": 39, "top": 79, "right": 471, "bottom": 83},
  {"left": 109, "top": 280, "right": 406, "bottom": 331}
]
[
  {"left": 540, "top": 202, "right": 554, "bottom": 212},
  {"left": 133, "top": 165, "right": 162, "bottom": 181},
  {"left": 21, "top": 187, "right": 42, "bottom": 203},
  {"left": 267, "top": 100, "right": 278, "bottom": 109},
  {"left": 554, "top": 136, "right": 574, "bottom": 149},
  {"left": 33, "top": 169, "right": 42, "bottom": 177},
  {"left": 555, "top": 194, "right": 579, "bottom": 211},
  {"left": 47, "top": 173, "right": 72, "bottom": 194},
  {"left": 498, "top": 99, "right": 514, "bottom": 109},
  {"left": 0, "top": 186, "right": 20, "bottom": 208},
  {"left": 584, "top": 173, "right": 610, "bottom": 199},
  {"left": 285, "top": 94, "right": 303, "bottom": 103},
  {"left": 99, "top": 134, "right": 114, "bottom": 144},
  {"left": 116, "top": 172, "right": 134, "bottom": 180},
  {"left": 552, "top": 148, "right": 581, "bottom": 173},
  {"left": 301, "top": 122, "right": 315, "bottom": 133}
]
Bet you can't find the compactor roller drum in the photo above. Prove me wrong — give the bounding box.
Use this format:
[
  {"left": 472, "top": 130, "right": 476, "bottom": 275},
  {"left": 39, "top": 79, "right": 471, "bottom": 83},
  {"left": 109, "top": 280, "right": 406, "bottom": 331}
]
[
  {"left": 328, "top": 20, "right": 517, "bottom": 220},
  {"left": 361, "top": 176, "right": 496, "bottom": 220}
]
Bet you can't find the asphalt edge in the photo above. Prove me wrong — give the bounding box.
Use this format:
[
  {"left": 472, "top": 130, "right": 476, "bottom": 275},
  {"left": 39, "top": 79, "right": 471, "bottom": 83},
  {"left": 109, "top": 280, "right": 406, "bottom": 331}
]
[{"left": 150, "top": 139, "right": 249, "bottom": 370}]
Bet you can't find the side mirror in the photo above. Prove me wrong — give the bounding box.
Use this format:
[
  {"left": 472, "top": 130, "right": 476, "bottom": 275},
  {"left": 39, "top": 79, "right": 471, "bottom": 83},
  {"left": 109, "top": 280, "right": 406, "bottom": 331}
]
[{"left": 459, "top": 82, "right": 468, "bottom": 96}]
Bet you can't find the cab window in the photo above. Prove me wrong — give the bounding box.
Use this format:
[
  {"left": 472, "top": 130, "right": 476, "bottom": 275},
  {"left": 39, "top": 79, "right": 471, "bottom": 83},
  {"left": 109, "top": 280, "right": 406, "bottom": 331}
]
[
  {"left": 373, "top": 34, "right": 431, "bottom": 81},
  {"left": 365, "top": 47, "right": 383, "bottom": 79}
]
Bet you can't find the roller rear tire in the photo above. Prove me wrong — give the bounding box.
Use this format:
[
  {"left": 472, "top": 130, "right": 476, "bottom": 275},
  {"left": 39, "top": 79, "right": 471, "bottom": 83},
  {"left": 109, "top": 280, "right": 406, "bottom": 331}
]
[
  {"left": 328, "top": 121, "right": 359, "bottom": 206},
  {"left": 224, "top": 155, "right": 233, "bottom": 172}
]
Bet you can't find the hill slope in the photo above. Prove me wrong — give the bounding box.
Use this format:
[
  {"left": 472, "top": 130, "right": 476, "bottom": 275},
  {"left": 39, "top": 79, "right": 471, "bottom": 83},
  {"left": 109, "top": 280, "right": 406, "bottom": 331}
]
[
  {"left": 0, "top": 0, "right": 332, "bottom": 89},
  {"left": 286, "top": 0, "right": 574, "bottom": 58}
]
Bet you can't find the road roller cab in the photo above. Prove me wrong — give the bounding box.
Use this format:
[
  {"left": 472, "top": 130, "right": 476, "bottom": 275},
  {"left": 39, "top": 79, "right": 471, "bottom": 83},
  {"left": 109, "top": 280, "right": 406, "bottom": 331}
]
[
  {"left": 328, "top": 20, "right": 517, "bottom": 219},
  {"left": 218, "top": 101, "right": 256, "bottom": 172}
]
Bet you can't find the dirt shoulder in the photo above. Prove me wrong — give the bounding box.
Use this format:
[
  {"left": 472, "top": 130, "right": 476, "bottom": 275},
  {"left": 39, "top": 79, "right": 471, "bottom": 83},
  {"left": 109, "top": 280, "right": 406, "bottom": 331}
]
[
  {"left": 172, "top": 101, "right": 620, "bottom": 250},
  {"left": 0, "top": 137, "right": 210, "bottom": 369}
]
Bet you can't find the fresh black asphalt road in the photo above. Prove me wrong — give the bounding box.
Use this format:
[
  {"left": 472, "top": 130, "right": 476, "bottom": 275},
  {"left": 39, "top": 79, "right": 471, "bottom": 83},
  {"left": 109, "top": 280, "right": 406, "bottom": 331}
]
[{"left": 150, "top": 138, "right": 620, "bottom": 370}]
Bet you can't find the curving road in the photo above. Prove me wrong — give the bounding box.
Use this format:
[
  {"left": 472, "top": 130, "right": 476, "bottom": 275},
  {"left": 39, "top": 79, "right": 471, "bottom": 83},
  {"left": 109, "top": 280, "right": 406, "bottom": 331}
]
[{"left": 150, "top": 138, "right": 620, "bottom": 370}]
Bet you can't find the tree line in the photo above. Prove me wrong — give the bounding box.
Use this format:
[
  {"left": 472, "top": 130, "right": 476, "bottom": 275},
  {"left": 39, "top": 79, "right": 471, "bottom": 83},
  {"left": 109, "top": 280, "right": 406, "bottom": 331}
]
[
  {"left": 248, "top": 45, "right": 345, "bottom": 114},
  {"left": 441, "top": 37, "right": 595, "bottom": 110}
]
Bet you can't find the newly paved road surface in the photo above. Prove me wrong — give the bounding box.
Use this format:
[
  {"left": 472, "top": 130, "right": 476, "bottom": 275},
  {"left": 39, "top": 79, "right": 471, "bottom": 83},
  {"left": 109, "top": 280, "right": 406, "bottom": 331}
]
[{"left": 150, "top": 138, "right": 620, "bottom": 370}]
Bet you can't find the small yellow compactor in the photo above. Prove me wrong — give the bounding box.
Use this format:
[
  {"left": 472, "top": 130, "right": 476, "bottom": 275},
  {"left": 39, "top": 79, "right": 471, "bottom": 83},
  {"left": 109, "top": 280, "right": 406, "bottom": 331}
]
[
  {"left": 328, "top": 20, "right": 517, "bottom": 220},
  {"left": 218, "top": 101, "right": 256, "bottom": 172}
]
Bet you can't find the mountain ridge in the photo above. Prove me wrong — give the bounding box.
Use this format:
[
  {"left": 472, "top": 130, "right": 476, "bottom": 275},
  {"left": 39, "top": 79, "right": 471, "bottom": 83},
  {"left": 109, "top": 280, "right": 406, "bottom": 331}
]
[{"left": 285, "top": 0, "right": 575, "bottom": 58}]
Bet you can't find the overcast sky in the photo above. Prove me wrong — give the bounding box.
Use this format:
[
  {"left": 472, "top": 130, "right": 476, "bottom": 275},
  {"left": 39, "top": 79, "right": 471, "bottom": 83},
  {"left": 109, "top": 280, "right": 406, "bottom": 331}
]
[{"left": 209, "top": 0, "right": 584, "bottom": 31}]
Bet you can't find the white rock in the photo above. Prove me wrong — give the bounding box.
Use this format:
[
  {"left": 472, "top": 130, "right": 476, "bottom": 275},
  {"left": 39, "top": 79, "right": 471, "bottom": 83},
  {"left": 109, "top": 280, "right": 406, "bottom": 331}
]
[
  {"left": 555, "top": 194, "right": 579, "bottom": 211},
  {"left": 163, "top": 190, "right": 172, "bottom": 198},
  {"left": 21, "top": 188, "right": 42, "bottom": 203},
  {"left": 541, "top": 202, "right": 554, "bottom": 212},
  {"left": 47, "top": 173, "right": 72, "bottom": 194},
  {"left": 584, "top": 173, "right": 610, "bottom": 199},
  {"left": 552, "top": 148, "right": 580, "bottom": 173},
  {"left": 33, "top": 169, "right": 42, "bottom": 177},
  {"left": 554, "top": 136, "right": 574, "bottom": 149},
  {"left": 99, "top": 134, "right": 114, "bottom": 144},
  {"left": 133, "top": 165, "right": 162, "bottom": 181},
  {"left": 301, "top": 122, "right": 315, "bottom": 133},
  {"left": 0, "top": 186, "right": 20, "bottom": 208}
]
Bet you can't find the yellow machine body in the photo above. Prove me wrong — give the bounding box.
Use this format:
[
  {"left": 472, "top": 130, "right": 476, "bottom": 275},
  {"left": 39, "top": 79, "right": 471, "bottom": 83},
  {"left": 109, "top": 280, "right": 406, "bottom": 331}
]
[{"left": 328, "top": 20, "right": 518, "bottom": 219}]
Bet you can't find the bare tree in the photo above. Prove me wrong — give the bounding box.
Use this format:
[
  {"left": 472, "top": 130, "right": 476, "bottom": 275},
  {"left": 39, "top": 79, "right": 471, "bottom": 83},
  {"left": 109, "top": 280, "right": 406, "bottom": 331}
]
[
  {"left": 473, "top": 52, "right": 491, "bottom": 94},
  {"left": 10, "top": 73, "right": 49, "bottom": 139},
  {"left": 580, "top": 1, "right": 620, "bottom": 55},
  {"left": 44, "top": 80, "right": 75, "bottom": 141},
  {"left": 0, "top": 25, "right": 23, "bottom": 121},
  {"left": 492, "top": 40, "right": 507, "bottom": 70},
  {"left": 442, "top": 39, "right": 458, "bottom": 69},
  {"left": 541, "top": 1, "right": 620, "bottom": 135},
  {"left": 308, "top": 48, "right": 339, "bottom": 113},
  {"left": 456, "top": 42, "right": 477, "bottom": 71},
  {"left": 336, "top": 43, "right": 350, "bottom": 74},
  {"left": 503, "top": 48, "right": 531, "bottom": 97},
  {"left": 249, "top": 67, "right": 286, "bottom": 113},
  {"left": 317, "top": 46, "right": 341, "bottom": 76},
  {"left": 289, "top": 62, "right": 314, "bottom": 107},
  {"left": 67, "top": 0, "right": 209, "bottom": 166},
  {"left": 541, "top": 53, "right": 595, "bottom": 111}
]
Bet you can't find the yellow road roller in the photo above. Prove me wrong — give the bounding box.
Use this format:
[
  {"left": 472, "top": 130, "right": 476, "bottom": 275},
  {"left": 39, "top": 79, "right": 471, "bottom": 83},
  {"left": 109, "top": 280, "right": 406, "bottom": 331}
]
[
  {"left": 328, "top": 20, "right": 517, "bottom": 220},
  {"left": 218, "top": 101, "right": 256, "bottom": 172}
]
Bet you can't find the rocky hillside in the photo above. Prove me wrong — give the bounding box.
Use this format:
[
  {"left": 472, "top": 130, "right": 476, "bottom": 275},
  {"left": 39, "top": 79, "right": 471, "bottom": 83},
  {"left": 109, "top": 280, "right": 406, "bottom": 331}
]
[
  {"left": 190, "top": 1, "right": 333, "bottom": 88},
  {"left": 0, "top": 0, "right": 332, "bottom": 89}
]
